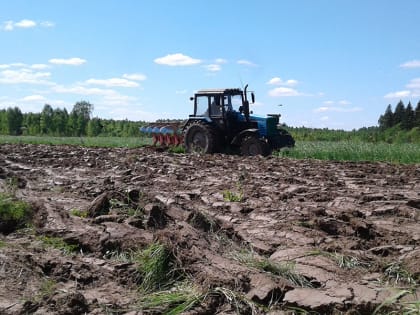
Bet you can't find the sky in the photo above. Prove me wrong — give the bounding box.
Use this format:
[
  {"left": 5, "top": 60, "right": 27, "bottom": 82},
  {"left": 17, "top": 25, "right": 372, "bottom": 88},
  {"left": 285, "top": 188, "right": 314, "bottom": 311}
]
[{"left": 1, "top": 0, "right": 420, "bottom": 130}]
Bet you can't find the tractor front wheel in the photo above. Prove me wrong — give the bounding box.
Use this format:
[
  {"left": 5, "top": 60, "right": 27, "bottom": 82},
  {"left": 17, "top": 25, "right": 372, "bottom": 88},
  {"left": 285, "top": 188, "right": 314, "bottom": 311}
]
[
  {"left": 240, "top": 136, "right": 270, "bottom": 156},
  {"left": 184, "top": 122, "right": 218, "bottom": 154}
]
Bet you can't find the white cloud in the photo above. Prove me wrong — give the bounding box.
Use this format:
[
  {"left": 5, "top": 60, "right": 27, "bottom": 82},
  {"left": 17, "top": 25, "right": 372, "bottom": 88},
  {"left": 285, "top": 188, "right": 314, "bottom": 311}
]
[
  {"left": 49, "top": 57, "right": 87, "bottom": 66},
  {"left": 52, "top": 85, "right": 116, "bottom": 96},
  {"left": 384, "top": 90, "right": 411, "bottom": 98},
  {"left": 3, "top": 21, "right": 14, "bottom": 31},
  {"left": 1, "top": 19, "right": 53, "bottom": 31},
  {"left": 267, "top": 77, "right": 298, "bottom": 86},
  {"left": 40, "top": 21, "right": 55, "bottom": 28},
  {"left": 103, "top": 94, "right": 137, "bottom": 105},
  {"left": 407, "top": 78, "right": 420, "bottom": 89},
  {"left": 15, "top": 19, "right": 36, "bottom": 28},
  {"left": 215, "top": 58, "right": 227, "bottom": 64},
  {"left": 122, "top": 73, "right": 147, "bottom": 81},
  {"left": 154, "top": 53, "right": 201, "bottom": 66},
  {"left": 237, "top": 59, "right": 257, "bottom": 67},
  {"left": 314, "top": 106, "right": 363, "bottom": 113},
  {"left": 176, "top": 89, "right": 187, "bottom": 94},
  {"left": 338, "top": 100, "right": 351, "bottom": 105},
  {"left": 320, "top": 116, "right": 329, "bottom": 121},
  {"left": 0, "top": 69, "right": 51, "bottom": 84},
  {"left": 267, "top": 77, "right": 282, "bottom": 85},
  {"left": 268, "top": 87, "right": 300, "bottom": 97},
  {"left": 21, "top": 95, "right": 46, "bottom": 102},
  {"left": 31, "top": 64, "right": 50, "bottom": 70},
  {"left": 400, "top": 60, "right": 420, "bottom": 69},
  {"left": 204, "top": 64, "right": 221, "bottom": 72},
  {"left": 86, "top": 78, "right": 139, "bottom": 88}
]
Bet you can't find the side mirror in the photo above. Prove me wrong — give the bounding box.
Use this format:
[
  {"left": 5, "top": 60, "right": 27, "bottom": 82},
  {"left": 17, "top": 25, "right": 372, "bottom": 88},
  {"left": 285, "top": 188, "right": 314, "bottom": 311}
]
[
  {"left": 190, "top": 97, "right": 194, "bottom": 101},
  {"left": 251, "top": 93, "right": 255, "bottom": 104}
]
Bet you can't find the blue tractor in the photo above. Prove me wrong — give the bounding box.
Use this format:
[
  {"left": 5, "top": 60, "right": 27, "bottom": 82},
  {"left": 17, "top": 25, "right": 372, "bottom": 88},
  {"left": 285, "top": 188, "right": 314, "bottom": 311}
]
[{"left": 183, "top": 85, "right": 294, "bottom": 156}]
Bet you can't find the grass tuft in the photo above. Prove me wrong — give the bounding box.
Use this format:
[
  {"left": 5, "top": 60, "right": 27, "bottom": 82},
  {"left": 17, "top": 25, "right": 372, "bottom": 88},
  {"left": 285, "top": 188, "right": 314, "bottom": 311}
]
[
  {"left": 135, "top": 242, "right": 177, "bottom": 293},
  {"left": 69, "top": 208, "right": 88, "bottom": 218},
  {"left": 37, "top": 235, "right": 79, "bottom": 255},
  {"left": 232, "top": 250, "right": 312, "bottom": 287},
  {"left": 384, "top": 262, "right": 417, "bottom": 286},
  {"left": 223, "top": 190, "right": 243, "bottom": 202},
  {"left": 138, "top": 282, "right": 204, "bottom": 315},
  {"left": 307, "top": 250, "right": 370, "bottom": 269},
  {"left": 0, "top": 193, "right": 32, "bottom": 233}
]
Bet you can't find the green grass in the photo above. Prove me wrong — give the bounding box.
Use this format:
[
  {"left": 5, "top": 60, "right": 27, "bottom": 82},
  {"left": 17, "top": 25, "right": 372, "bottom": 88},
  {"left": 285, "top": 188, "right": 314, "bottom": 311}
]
[
  {"left": 137, "top": 282, "right": 204, "bottom": 315},
  {"left": 276, "top": 141, "right": 420, "bottom": 164},
  {"left": 0, "top": 193, "right": 32, "bottom": 232},
  {"left": 0, "top": 135, "right": 152, "bottom": 148},
  {"left": 69, "top": 208, "right": 88, "bottom": 218},
  {"left": 306, "top": 250, "right": 370, "bottom": 269},
  {"left": 384, "top": 262, "right": 417, "bottom": 287},
  {"left": 134, "top": 242, "right": 177, "bottom": 293},
  {"left": 232, "top": 249, "right": 312, "bottom": 287},
  {"left": 37, "top": 235, "right": 79, "bottom": 255}
]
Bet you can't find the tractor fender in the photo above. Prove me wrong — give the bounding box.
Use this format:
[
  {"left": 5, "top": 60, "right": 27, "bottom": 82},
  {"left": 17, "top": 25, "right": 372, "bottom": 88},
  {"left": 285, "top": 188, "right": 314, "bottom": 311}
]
[{"left": 231, "top": 128, "right": 260, "bottom": 146}]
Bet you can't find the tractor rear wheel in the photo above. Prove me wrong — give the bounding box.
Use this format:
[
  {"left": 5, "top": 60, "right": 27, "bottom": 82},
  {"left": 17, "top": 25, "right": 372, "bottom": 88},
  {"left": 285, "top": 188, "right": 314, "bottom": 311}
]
[
  {"left": 184, "top": 122, "right": 218, "bottom": 154},
  {"left": 240, "top": 136, "right": 270, "bottom": 156}
]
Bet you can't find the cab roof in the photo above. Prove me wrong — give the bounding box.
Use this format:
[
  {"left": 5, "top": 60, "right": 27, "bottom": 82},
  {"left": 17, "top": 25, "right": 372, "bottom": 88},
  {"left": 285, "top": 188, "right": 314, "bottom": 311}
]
[{"left": 195, "top": 88, "right": 243, "bottom": 96}]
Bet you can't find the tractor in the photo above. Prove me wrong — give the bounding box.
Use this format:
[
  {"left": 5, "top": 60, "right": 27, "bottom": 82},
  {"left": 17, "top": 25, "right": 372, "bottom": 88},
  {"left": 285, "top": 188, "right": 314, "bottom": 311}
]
[{"left": 182, "top": 84, "right": 294, "bottom": 156}]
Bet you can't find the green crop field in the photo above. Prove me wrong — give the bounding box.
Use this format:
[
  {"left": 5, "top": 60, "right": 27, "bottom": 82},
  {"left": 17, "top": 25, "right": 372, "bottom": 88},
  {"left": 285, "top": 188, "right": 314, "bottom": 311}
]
[
  {"left": 276, "top": 141, "right": 420, "bottom": 164},
  {"left": 0, "top": 135, "right": 152, "bottom": 148},
  {"left": 1, "top": 136, "right": 419, "bottom": 164}
]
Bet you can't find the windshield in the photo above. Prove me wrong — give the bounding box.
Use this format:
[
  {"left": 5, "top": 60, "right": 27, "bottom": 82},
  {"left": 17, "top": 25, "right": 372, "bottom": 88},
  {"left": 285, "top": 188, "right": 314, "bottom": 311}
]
[{"left": 223, "top": 94, "right": 243, "bottom": 112}]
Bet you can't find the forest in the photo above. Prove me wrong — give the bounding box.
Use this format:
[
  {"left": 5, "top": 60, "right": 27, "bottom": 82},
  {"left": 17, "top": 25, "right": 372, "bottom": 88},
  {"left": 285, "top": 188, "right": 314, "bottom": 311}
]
[{"left": 0, "top": 99, "right": 419, "bottom": 143}]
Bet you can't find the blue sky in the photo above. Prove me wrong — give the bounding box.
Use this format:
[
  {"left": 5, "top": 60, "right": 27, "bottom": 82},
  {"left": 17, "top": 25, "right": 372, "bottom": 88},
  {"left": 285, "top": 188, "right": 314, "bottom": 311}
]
[{"left": 1, "top": 0, "right": 419, "bottom": 130}]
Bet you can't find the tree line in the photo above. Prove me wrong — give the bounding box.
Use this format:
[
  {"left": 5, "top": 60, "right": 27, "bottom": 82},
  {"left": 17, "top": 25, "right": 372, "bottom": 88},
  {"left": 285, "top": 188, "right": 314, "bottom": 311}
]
[
  {"left": 378, "top": 100, "right": 420, "bottom": 130},
  {"left": 0, "top": 101, "right": 146, "bottom": 137}
]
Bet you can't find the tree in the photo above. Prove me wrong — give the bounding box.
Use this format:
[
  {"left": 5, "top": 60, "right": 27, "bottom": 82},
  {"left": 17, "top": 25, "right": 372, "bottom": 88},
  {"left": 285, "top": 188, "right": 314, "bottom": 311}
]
[
  {"left": 378, "top": 104, "right": 394, "bottom": 129},
  {"left": 40, "top": 104, "right": 54, "bottom": 134},
  {"left": 402, "top": 102, "right": 415, "bottom": 130},
  {"left": 70, "top": 101, "right": 93, "bottom": 136},
  {"left": 87, "top": 118, "right": 102, "bottom": 136},
  {"left": 393, "top": 100, "right": 405, "bottom": 126},
  {"left": 415, "top": 101, "right": 420, "bottom": 128},
  {"left": 6, "top": 107, "right": 23, "bottom": 135}
]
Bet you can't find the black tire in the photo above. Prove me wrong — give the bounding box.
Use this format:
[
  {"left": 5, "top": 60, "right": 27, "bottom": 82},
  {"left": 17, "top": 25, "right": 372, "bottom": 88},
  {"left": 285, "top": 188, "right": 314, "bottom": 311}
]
[
  {"left": 184, "top": 122, "right": 219, "bottom": 154},
  {"left": 240, "top": 136, "right": 270, "bottom": 156}
]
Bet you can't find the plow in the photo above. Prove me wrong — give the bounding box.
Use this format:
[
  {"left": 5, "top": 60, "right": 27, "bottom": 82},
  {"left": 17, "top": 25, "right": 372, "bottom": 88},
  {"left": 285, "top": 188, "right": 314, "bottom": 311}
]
[{"left": 140, "top": 123, "right": 184, "bottom": 147}]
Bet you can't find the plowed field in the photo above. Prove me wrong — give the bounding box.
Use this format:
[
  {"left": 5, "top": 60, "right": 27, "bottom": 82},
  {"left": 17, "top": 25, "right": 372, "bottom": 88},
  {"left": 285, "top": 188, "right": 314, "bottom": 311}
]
[{"left": 1, "top": 144, "right": 419, "bottom": 314}]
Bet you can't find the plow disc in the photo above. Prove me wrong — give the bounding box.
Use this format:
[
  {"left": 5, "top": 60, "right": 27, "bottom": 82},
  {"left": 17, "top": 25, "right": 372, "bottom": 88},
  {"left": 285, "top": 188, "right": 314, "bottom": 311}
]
[{"left": 140, "top": 123, "right": 184, "bottom": 146}]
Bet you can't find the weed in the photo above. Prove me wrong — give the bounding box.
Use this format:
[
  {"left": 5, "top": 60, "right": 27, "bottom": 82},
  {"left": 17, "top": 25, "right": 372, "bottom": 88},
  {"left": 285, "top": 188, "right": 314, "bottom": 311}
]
[
  {"left": 0, "top": 239, "right": 6, "bottom": 248},
  {"left": 69, "top": 208, "right": 88, "bottom": 218},
  {"left": 37, "top": 235, "right": 79, "bottom": 255},
  {"left": 37, "top": 278, "right": 57, "bottom": 302},
  {"left": 138, "top": 282, "right": 204, "bottom": 315},
  {"left": 168, "top": 146, "right": 186, "bottom": 154},
  {"left": 306, "top": 250, "right": 370, "bottom": 269},
  {"left": 0, "top": 193, "right": 32, "bottom": 233},
  {"left": 384, "top": 262, "right": 417, "bottom": 286},
  {"left": 211, "top": 287, "right": 260, "bottom": 315},
  {"left": 373, "top": 289, "right": 416, "bottom": 315},
  {"left": 103, "top": 249, "right": 136, "bottom": 263},
  {"left": 223, "top": 190, "right": 243, "bottom": 202},
  {"left": 286, "top": 306, "right": 320, "bottom": 314},
  {"left": 232, "top": 249, "right": 312, "bottom": 287},
  {"left": 134, "top": 242, "right": 178, "bottom": 293}
]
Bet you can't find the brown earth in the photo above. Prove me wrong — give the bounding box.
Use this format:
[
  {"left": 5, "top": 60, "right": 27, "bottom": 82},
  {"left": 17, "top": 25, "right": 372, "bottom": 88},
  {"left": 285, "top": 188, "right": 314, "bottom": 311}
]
[{"left": 0, "top": 144, "right": 419, "bottom": 314}]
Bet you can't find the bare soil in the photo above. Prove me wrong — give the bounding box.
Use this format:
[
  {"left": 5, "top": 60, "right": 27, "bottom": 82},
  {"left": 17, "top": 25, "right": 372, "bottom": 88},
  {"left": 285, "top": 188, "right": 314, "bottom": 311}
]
[{"left": 0, "top": 144, "right": 419, "bottom": 314}]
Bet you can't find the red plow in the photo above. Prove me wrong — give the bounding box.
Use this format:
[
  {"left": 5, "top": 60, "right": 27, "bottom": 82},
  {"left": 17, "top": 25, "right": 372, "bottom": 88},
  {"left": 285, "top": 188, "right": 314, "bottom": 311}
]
[{"left": 140, "top": 123, "right": 184, "bottom": 147}]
